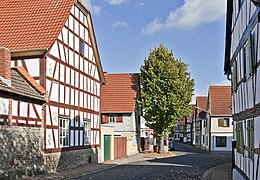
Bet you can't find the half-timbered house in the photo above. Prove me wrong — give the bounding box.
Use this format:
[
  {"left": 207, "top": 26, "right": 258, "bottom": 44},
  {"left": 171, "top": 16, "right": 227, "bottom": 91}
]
[
  {"left": 0, "top": 0, "right": 105, "bottom": 177},
  {"left": 186, "top": 104, "right": 195, "bottom": 144},
  {"left": 0, "top": 47, "right": 48, "bottom": 178},
  {"left": 100, "top": 73, "right": 141, "bottom": 157},
  {"left": 173, "top": 118, "right": 186, "bottom": 142},
  {"left": 224, "top": 0, "right": 260, "bottom": 179},
  {"left": 194, "top": 96, "right": 208, "bottom": 149}
]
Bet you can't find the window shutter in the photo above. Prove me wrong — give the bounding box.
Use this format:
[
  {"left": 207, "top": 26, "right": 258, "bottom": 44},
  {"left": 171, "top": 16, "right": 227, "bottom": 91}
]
[
  {"left": 218, "top": 119, "right": 224, "bottom": 127},
  {"left": 102, "top": 114, "right": 109, "bottom": 123},
  {"left": 236, "top": 123, "right": 240, "bottom": 150},
  {"left": 233, "top": 60, "right": 237, "bottom": 92},
  {"left": 247, "top": 119, "right": 254, "bottom": 159},
  {"left": 248, "top": 34, "right": 254, "bottom": 75},
  {"left": 117, "top": 114, "right": 123, "bottom": 123}
]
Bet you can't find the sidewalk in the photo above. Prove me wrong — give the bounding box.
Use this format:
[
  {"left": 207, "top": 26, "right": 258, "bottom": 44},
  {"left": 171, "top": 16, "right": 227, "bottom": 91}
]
[
  {"left": 24, "top": 152, "right": 175, "bottom": 180},
  {"left": 24, "top": 163, "right": 117, "bottom": 180},
  {"left": 203, "top": 162, "right": 232, "bottom": 180}
]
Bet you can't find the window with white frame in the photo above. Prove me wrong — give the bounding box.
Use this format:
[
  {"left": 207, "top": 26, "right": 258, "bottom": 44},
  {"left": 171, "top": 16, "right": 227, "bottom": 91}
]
[
  {"left": 218, "top": 118, "right": 230, "bottom": 127},
  {"left": 216, "top": 136, "right": 227, "bottom": 147},
  {"left": 60, "top": 118, "right": 69, "bottom": 147},
  {"left": 109, "top": 114, "right": 116, "bottom": 123},
  {"left": 84, "top": 120, "right": 91, "bottom": 145}
]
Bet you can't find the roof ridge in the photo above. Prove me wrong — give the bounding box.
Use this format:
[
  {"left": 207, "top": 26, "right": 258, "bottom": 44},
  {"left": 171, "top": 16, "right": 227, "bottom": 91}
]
[
  {"left": 210, "top": 85, "right": 231, "bottom": 88},
  {"left": 104, "top": 72, "right": 140, "bottom": 75}
]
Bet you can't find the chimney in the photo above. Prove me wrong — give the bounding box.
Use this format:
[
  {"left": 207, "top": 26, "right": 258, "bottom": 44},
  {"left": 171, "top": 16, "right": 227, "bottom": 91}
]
[{"left": 0, "top": 47, "right": 11, "bottom": 86}]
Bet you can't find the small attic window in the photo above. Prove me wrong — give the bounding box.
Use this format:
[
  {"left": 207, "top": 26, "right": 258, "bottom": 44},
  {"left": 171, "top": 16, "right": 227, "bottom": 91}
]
[{"left": 79, "top": 40, "right": 84, "bottom": 56}]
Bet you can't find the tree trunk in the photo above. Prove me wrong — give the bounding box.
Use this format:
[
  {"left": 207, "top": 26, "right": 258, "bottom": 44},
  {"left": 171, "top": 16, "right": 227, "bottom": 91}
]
[
  {"left": 158, "top": 135, "right": 164, "bottom": 154},
  {"left": 158, "top": 127, "right": 165, "bottom": 154},
  {"left": 165, "top": 133, "right": 169, "bottom": 153}
]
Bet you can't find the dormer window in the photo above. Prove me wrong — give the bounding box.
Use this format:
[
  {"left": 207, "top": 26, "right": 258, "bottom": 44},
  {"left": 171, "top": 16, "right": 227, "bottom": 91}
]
[{"left": 79, "top": 39, "right": 84, "bottom": 56}]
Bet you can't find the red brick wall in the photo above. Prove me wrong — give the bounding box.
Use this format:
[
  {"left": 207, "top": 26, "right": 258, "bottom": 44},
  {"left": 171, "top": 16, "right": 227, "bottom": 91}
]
[{"left": 0, "top": 47, "right": 11, "bottom": 80}]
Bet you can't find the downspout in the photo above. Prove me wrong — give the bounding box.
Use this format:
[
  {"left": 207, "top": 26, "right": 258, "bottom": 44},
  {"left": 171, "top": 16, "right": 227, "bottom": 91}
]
[{"left": 209, "top": 114, "right": 212, "bottom": 153}]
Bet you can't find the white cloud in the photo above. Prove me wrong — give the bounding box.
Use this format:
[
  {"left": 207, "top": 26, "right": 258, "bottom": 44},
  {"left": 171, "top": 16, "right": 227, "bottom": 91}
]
[
  {"left": 191, "top": 87, "right": 207, "bottom": 104},
  {"left": 83, "top": 0, "right": 102, "bottom": 16},
  {"left": 135, "top": 2, "right": 144, "bottom": 11},
  {"left": 141, "top": 0, "right": 226, "bottom": 35},
  {"left": 212, "top": 79, "right": 231, "bottom": 86},
  {"left": 112, "top": 21, "right": 131, "bottom": 30},
  {"left": 106, "top": 0, "right": 130, "bottom": 6}
]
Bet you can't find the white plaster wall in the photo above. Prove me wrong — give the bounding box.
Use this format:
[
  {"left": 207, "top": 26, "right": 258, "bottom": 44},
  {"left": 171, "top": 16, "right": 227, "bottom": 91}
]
[
  {"left": 211, "top": 117, "right": 233, "bottom": 133},
  {"left": 192, "top": 121, "right": 196, "bottom": 145},
  {"left": 109, "top": 113, "right": 136, "bottom": 132},
  {"left": 254, "top": 116, "right": 260, "bottom": 180},
  {"left": 107, "top": 113, "right": 138, "bottom": 156},
  {"left": 140, "top": 116, "right": 147, "bottom": 129},
  {"left": 211, "top": 133, "right": 233, "bottom": 151},
  {"left": 119, "top": 131, "right": 138, "bottom": 156},
  {"left": 100, "top": 124, "right": 114, "bottom": 162},
  {"left": 201, "top": 119, "right": 206, "bottom": 148},
  {"left": 0, "top": 98, "right": 8, "bottom": 116}
]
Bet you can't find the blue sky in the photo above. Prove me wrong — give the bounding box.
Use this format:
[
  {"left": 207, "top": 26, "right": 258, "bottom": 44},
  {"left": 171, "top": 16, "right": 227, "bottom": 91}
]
[{"left": 83, "top": 0, "right": 230, "bottom": 103}]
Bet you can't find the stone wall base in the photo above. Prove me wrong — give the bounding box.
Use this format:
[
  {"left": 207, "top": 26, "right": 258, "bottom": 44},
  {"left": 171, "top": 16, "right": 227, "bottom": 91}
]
[
  {"left": 0, "top": 126, "right": 99, "bottom": 179},
  {"left": 45, "top": 148, "right": 98, "bottom": 172}
]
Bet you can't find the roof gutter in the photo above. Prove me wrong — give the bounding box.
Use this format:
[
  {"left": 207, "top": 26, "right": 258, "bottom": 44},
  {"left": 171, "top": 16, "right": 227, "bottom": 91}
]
[
  {"left": 11, "top": 49, "right": 47, "bottom": 60},
  {"left": 0, "top": 90, "right": 46, "bottom": 105},
  {"left": 224, "top": 0, "right": 233, "bottom": 76}
]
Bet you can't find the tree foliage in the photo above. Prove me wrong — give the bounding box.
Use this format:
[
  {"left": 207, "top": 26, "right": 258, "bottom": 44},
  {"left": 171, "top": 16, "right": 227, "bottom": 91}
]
[{"left": 140, "top": 44, "right": 194, "bottom": 150}]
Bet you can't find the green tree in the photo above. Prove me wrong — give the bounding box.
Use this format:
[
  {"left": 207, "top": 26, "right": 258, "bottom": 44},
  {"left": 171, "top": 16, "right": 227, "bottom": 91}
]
[{"left": 140, "top": 44, "right": 194, "bottom": 153}]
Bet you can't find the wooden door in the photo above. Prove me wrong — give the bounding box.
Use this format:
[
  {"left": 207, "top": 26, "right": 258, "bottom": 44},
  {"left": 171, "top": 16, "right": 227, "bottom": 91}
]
[{"left": 104, "top": 135, "right": 111, "bottom": 161}]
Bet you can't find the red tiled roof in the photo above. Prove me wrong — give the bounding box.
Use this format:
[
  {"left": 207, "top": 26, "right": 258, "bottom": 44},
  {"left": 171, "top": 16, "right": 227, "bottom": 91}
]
[
  {"left": 196, "top": 96, "right": 208, "bottom": 111},
  {"left": 0, "top": 0, "right": 75, "bottom": 51},
  {"left": 178, "top": 118, "right": 186, "bottom": 126},
  {"left": 196, "top": 96, "right": 208, "bottom": 118},
  {"left": 188, "top": 104, "right": 195, "bottom": 122},
  {"left": 13, "top": 67, "right": 46, "bottom": 95},
  {"left": 0, "top": 68, "right": 46, "bottom": 103},
  {"left": 101, "top": 73, "right": 139, "bottom": 113},
  {"left": 209, "top": 86, "right": 232, "bottom": 116}
]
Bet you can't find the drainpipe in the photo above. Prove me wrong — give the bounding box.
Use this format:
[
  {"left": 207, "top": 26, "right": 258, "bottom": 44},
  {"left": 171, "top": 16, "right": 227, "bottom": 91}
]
[{"left": 209, "top": 114, "right": 212, "bottom": 153}]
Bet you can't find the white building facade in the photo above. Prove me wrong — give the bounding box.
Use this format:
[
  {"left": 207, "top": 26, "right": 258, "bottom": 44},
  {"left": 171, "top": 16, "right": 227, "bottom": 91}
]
[{"left": 224, "top": 0, "right": 260, "bottom": 179}]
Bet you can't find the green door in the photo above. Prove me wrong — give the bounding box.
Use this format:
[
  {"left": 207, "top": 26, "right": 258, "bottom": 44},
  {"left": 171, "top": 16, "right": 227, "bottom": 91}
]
[{"left": 104, "top": 135, "right": 111, "bottom": 161}]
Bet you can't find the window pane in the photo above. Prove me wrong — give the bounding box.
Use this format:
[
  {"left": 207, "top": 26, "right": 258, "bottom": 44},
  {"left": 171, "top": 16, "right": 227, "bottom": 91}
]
[
  {"left": 60, "top": 118, "right": 70, "bottom": 147},
  {"left": 79, "top": 40, "right": 84, "bottom": 55},
  {"left": 216, "top": 136, "right": 226, "bottom": 147}
]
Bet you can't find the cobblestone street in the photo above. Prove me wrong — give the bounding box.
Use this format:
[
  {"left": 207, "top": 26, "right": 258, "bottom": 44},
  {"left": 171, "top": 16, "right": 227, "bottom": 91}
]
[{"left": 74, "top": 143, "right": 231, "bottom": 180}]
